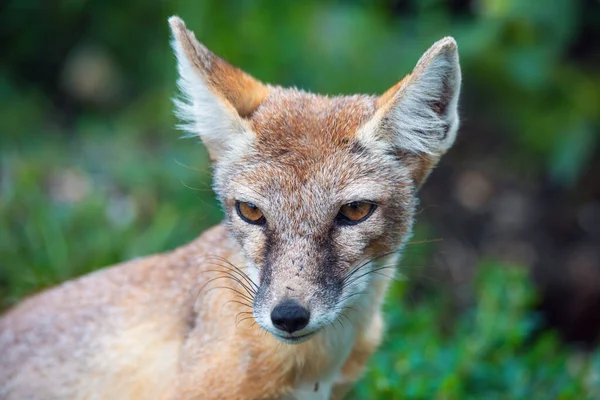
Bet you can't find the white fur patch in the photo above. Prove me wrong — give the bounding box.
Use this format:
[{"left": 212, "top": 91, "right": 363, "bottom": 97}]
[
  {"left": 288, "top": 378, "right": 333, "bottom": 400},
  {"left": 170, "top": 35, "right": 253, "bottom": 159}
]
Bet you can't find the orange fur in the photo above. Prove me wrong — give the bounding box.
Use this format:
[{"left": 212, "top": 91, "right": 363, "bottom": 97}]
[
  {"left": 1, "top": 225, "right": 384, "bottom": 399},
  {"left": 170, "top": 18, "right": 269, "bottom": 117},
  {"left": 0, "top": 17, "right": 461, "bottom": 399}
]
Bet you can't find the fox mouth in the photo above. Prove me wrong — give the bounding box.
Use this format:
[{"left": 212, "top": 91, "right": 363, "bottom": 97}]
[{"left": 273, "top": 331, "right": 316, "bottom": 344}]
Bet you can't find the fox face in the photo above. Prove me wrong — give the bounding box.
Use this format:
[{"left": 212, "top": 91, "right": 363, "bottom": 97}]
[
  {"left": 169, "top": 17, "right": 460, "bottom": 343},
  {"left": 222, "top": 92, "right": 418, "bottom": 343}
]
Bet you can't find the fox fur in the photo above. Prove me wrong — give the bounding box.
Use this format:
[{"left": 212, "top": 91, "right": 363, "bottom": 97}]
[{"left": 0, "top": 16, "right": 461, "bottom": 400}]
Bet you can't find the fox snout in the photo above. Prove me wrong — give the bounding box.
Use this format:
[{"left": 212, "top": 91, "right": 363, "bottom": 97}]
[
  {"left": 270, "top": 299, "right": 310, "bottom": 334},
  {"left": 252, "top": 253, "right": 344, "bottom": 343},
  {"left": 256, "top": 291, "right": 334, "bottom": 344}
]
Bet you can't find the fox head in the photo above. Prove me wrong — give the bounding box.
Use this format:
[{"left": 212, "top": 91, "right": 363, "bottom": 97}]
[{"left": 169, "top": 17, "right": 460, "bottom": 344}]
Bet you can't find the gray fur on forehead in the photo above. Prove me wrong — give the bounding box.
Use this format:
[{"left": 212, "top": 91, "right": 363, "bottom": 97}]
[{"left": 218, "top": 148, "right": 414, "bottom": 233}]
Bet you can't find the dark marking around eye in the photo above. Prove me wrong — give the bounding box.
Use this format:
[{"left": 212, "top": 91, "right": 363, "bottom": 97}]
[
  {"left": 260, "top": 230, "right": 274, "bottom": 286},
  {"left": 286, "top": 286, "right": 295, "bottom": 291}
]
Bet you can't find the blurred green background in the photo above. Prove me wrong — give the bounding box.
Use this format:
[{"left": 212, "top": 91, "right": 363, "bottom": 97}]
[{"left": 1, "top": 0, "right": 600, "bottom": 398}]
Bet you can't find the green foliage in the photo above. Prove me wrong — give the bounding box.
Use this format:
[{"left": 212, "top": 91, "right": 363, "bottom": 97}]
[
  {"left": 1, "top": 0, "right": 599, "bottom": 397},
  {"left": 3, "top": 0, "right": 597, "bottom": 178},
  {"left": 351, "top": 265, "right": 600, "bottom": 399},
  {"left": 0, "top": 134, "right": 221, "bottom": 307}
]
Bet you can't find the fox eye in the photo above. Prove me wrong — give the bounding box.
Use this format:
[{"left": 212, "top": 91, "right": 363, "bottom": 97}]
[
  {"left": 236, "top": 201, "right": 266, "bottom": 225},
  {"left": 336, "top": 202, "right": 376, "bottom": 225}
]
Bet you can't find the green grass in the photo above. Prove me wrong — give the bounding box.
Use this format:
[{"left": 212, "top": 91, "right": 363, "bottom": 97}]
[
  {"left": 352, "top": 264, "right": 600, "bottom": 399},
  {"left": 0, "top": 129, "right": 220, "bottom": 307}
]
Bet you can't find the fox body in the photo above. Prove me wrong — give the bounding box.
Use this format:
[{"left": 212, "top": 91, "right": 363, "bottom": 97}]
[{"left": 0, "top": 17, "right": 461, "bottom": 400}]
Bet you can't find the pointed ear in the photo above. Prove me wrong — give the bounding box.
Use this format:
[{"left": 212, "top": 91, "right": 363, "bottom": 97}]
[
  {"left": 358, "top": 37, "right": 461, "bottom": 186},
  {"left": 168, "top": 16, "right": 269, "bottom": 160}
]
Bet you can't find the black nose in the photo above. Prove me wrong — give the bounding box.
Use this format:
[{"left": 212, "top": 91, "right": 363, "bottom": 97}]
[{"left": 271, "top": 299, "right": 310, "bottom": 333}]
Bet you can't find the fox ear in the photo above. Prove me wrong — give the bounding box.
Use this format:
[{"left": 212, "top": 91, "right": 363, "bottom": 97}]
[
  {"left": 359, "top": 37, "right": 461, "bottom": 185},
  {"left": 169, "top": 16, "right": 269, "bottom": 160}
]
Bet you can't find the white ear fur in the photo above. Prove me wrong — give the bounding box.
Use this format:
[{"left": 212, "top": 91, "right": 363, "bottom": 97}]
[
  {"left": 360, "top": 37, "right": 461, "bottom": 155},
  {"left": 169, "top": 16, "right": 254, "bottom": 160}
]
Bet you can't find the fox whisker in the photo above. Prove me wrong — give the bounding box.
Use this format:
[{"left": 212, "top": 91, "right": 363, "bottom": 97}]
[
  {"left": 203, "top": 268, "right": 257, "bottom": 297},
  {"left": 174, "top": 159, "right": 213, "bottom": 174},
  {"left": 198, "top": 274, "right": 255, "bottom": 301},
  {"left": 340, "top": 312, "right": 354, "bottom": 329},
  {"left": 206, "top": 256, "right": 258, "bottom": 290},
  {"left": 235, "top": 315, "right": 255, "bottom": 327},
  {"left": 203, "top": 268, "right": 256, "bottom": 295},
  {"left": 225, "top": 300, "right": 253, "bottom": 310},
  {"left": 341, "top": 250, "right": 400, "bottom": 285}
]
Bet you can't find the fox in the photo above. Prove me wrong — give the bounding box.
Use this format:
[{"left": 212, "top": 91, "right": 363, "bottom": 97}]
[{"left": 0, "top": 16, "right": 461, "bottom": 400}]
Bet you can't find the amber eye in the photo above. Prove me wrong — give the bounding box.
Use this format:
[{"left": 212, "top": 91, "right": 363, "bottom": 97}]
[
  {"left": 336, "top": 201, "right": 377, "bottom": 225},
  {"left": 236, "top": 201, "right": 266, "bottom": 225}
]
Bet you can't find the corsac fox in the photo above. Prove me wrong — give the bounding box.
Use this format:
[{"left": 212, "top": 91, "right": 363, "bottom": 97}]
[{"left": 0, "top": 16, "right": 461, "bottom": 400}]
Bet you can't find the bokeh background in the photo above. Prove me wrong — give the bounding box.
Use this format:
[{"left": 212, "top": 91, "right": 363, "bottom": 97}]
[{"left": 2, "top": 0, "right": 600, "bottom": 398}]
